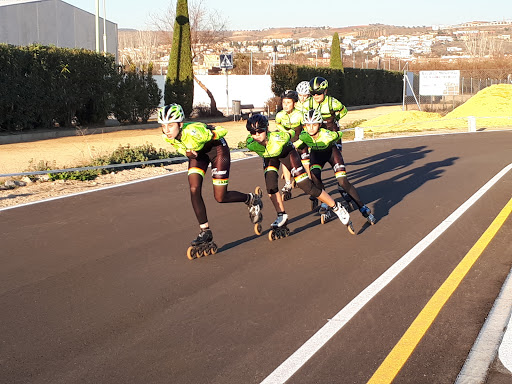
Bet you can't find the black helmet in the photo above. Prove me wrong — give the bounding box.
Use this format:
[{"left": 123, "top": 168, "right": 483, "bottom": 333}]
[
  {"left": 280, "top": 89, "right": 299, "bottom": 102},
  {"left": 309, "top": 76, "right": 329, "bottom": 95},
  {"left": 246, "top": 114, "right": 269, "bottom": 131}
]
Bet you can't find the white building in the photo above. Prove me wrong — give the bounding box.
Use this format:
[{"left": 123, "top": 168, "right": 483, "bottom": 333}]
[{"left": 0, "top": 0, "right": 118, "bottom": 59}]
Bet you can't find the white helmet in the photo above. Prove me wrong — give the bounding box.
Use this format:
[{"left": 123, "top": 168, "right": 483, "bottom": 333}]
[
  {"left": 158, "top": 104, "right": 185, "bottom": 124},
  {"left": 303, "top": 109, "right": 323, "bottom": 124},
  {"left": 296, "top": 81, "right": 310, "bottom": 96}
]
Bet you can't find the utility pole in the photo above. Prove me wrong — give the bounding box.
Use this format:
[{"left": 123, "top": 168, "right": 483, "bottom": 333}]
[
  {"left": 102, "top": 0, "right": 107, "bottom": 54},
  {"left": 95, "top": 0, "right": 100, "bottom": 53}
]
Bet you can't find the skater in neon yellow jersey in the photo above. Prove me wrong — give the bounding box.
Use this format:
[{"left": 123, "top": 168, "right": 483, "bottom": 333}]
[
  {"left": 275, "top": 90, "right": 310, "bottom": 201},
  {"left": 246, "top": 114, "right": 354, "bottom": 239},
  {"left": 296, "top": 109, "right": 376, "bottom": 226},
  {"left": 295, "top": 80, "right": 311, "bottom": 113},
  {"left": 159, "top": 104, "right": 263, "bottom": 259}
]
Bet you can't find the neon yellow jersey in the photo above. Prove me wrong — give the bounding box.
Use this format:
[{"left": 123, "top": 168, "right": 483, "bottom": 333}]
[
  {"left": 297, "top": 128, "right": 342, "bottom": 151},
  {"left": 162, "top": 122, "right": 227, "bottom": 156},
  {"left": 275, "top": 108, "right": 303, "bottom": 140},
  {"left": 306, "top": 95, "right": 347, "bottom": 122},
  {"left": 246, "top": 131, "right": 291, "bottom": 158},
  {"left": 294, "top": 100, "right": 309, "bottom": 114}
]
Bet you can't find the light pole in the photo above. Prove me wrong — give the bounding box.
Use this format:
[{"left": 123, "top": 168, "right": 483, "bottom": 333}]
[
  {"left": 103, "top": 0, "right": 107, "bottom": 54},
  {"left": 95, "top": 0, "right": 100, "bottom": 53}
]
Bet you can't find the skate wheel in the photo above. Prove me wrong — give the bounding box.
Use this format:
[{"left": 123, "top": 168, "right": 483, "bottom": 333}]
[
  {"left": 285, "top": 227, "right": 291, "bottom": 236},
  {"left": 254, "top": 223, "right": 262, "bottom": 236},
  {"left": 268, "top": 231, "right": 276, "bottom": 241},
  {"left": 347, "top": 222, "right": 356, "bottom": 235},
  {"left": 321, "top": 214, "right": 326, "bottom": 225},
  {"left": 187, "top": 247, "right": 197, "bottom": 260},
  {"left": 255, "top": 186, "right": 262, "bottom": 198},
  {"left": 203, "top": 248, "right": 210, "bottom": 257},
  {"left": 210, "top": 244, "right": 218, "bottom": 255}
]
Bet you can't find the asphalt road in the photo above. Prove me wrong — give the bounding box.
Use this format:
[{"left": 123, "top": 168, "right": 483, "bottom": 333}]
[{"left": 1, "top": 131, "right": 511, "bottom": 384}]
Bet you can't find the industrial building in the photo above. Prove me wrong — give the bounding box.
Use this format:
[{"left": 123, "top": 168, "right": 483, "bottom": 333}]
[{"left": 0, "top": 0, "right": 117, "bottom": 59}]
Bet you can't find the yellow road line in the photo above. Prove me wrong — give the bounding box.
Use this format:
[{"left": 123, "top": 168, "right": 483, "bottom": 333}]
[{"left": 368, "top": 197, "right": 512, "bottom": 384}]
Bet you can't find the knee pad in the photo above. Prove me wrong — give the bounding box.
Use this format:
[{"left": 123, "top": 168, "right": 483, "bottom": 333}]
[{"left": 264, "top": 171, "right": 279, "bottom": 195}]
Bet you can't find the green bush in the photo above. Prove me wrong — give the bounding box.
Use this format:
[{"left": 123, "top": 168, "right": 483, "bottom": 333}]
[
  {"left": 271, "top": 64, "right": 402, "bottom": 106},
  {"left": 113, "top": 63, "right": 162, "bottom": 124},
  {"left": 0, "top": 44, "right": 162, "bottom": 132}
]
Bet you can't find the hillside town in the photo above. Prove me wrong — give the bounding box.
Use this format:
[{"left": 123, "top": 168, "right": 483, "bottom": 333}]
[{"left": 118, "top": 20, "right": 512, "bottom": 74}]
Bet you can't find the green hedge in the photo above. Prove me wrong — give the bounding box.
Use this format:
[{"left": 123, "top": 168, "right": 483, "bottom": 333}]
[
  {"left": 271, "top": 64, "right": 403, "bottom": 106},
  {"left": 0, "top": 44, "right": 161, "bottom": 133}
]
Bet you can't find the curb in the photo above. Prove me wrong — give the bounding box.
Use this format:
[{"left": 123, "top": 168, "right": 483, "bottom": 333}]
[{"left": 456, "top": 267, "right": 512, "bottom": 383}]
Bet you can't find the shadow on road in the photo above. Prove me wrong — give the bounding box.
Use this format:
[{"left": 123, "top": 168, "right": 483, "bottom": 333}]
[{"left": 313, "top": 146, "right": 459, "bottom": 222}]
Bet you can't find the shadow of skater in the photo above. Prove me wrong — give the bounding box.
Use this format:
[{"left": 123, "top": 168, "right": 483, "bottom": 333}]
[
  {"left": 360, "top": 157, "right": 459, "bottom": 220},
  {"left": 347, "top": 146, "right": 433, "bottom": 185}
]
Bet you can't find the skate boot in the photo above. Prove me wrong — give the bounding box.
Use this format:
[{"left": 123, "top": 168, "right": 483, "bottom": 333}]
[
  {"left": 187, "top": 228, "right": 218, "bottom": 260},
  {"left": 360, "top": 205, "right": 376, "bottom": 225},
  {"left": 269, "top": 212, "right": 291, "bottom": 241},
  {"left": 338, "top": 186, "right": 354, "bottom": 212},
  {"left": 318, "top": 202, "right": 329, "bottom": 215},
  {"left": 281, "top": 181, "right": 293, "bottom": 201},
  {"left": 247, "top": 186, "right": 264, "bottom": 235},
  {"left": 310, "top": 196, "right": 319, "bottom": 211},
  {"left": 332, "top": 202, "right": 355, "bottom": 234}
]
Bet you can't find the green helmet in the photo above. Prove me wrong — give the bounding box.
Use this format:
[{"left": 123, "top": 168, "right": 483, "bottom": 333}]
[
  {"left": 158, "top": 104, "right": 185, "bottom": 124},
  {"left": 309, "top": 77, "right": 328, "bottom": 95}
]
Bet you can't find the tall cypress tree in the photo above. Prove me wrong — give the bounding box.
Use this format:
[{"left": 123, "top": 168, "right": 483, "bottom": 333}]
[
  {"left": 165, "top": 0, "right": 194, "bottom": 116},
  {"left": 330, "top": 32, "right": 344, "bottom": 72}
]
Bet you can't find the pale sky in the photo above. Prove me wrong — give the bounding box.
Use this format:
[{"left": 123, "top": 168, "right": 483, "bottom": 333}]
[{"left": 65, "top": 0, "right": 511, "bottom": 31}]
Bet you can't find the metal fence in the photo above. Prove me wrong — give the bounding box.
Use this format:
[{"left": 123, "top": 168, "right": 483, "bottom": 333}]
[{"left": 403, "top": 69, "right": 512, "bottom": 112}]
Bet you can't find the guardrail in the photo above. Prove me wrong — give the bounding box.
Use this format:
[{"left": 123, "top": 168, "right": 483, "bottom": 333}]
[{"left": 0, "top": 148, "right": 251, "bottom": 179}]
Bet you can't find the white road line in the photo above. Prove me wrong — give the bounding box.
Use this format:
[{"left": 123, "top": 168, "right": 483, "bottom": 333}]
[{"left": 261, "top": 163, "right": 512, "bottom": 384}]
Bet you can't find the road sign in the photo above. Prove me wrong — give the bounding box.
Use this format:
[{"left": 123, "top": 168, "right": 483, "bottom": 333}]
[
  {"left": 420, "top": 70, "right": 460, "bottom": 96},
  {"left": 219, "top": 53, "right": 233, "bottom": 69}
]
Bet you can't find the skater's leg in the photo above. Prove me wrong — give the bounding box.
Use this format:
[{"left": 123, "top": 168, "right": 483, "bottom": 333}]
[
  {"left": 188, "top": 172, "right": 209, "bottom": 225},
  {"left": 269, "top": 191, "right": 285, "bottom": 214},
  {"left": 210, "top": 140, "right": 249, "bottom": 204},
  {"left": 281, "top": 165, "right": 292, "bottom": 185},
  {"left": 213, "top": 184, "right": 248, "bottom": 203},
  {"left": 332, "top": 147, "right": 375, "bottom": 224}
]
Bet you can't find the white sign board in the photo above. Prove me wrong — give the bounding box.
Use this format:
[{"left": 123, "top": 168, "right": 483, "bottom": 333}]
[{"left": 420, "top": 70, "right": 460, "bottom": 96}]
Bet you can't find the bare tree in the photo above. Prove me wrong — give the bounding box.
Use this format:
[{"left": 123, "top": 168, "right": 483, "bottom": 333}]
[
  {"left": 150, "top": 0, "right": 228, "bottom": 115},
  {"left": 464, "top": 32, "right": 504, "bottom": 57}
]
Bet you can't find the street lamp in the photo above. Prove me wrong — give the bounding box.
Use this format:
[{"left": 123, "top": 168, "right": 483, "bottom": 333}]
[
  {"left": 103, "top": 0, "right": 107, "bottom": 54},
  {"left": 95, "top": 0, "right": 99, "bottom": 53}
]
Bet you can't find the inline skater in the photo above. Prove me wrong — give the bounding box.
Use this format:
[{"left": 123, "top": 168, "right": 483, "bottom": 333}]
[
  {"left": 307, "top": 76, "right": 348, "bottom": 134},
  {"left": 245, "top": 114, "right": 353, "bottom": 239},
  {"left": 159, "top": 104, "right": 263, "bottom": 259},
  {"left": 295, "top": 80, "right": 311, "bottom": 112},
  {"left": 274, "top": 90, "right": 310, "bottom": 200},
  {"left": 296, "top": 109, "right": 376, "bottom": 226},
  {"left": 308, "top": 76, "right": 355, "bottom": 206}
]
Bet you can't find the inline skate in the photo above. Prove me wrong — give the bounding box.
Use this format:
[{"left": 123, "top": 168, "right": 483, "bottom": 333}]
[
  {"left": 360, "top": 205, "right": 376, "bottom": 225},
  {"left": 281, "top": 181, "right": 293, "bottom": 201},
  {"left": 187, "top": 228, "right": 218, "bottom": 260},
  {"left": 327, "top": 202, "right": 355, "bottom": 234},
  {"left": 310, "top": 196, "right": 319, "bottom": 211},
  {"left": 337, "top": 186, "right": 356, "bottom": 212},
  {"left": 268, "top": 212, "right": 291, "bottom": 241},
  {"left": 247, "top": 186, "right": 264, "bottom": 235}
]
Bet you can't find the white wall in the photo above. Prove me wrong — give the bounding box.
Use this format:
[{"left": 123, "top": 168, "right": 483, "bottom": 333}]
[{"left": 154, "top": 75, "right": 274, "bottom": 110}]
